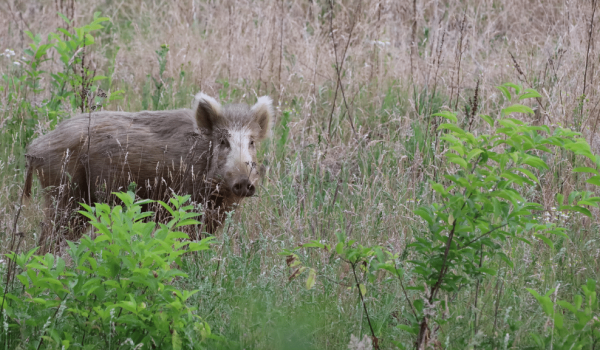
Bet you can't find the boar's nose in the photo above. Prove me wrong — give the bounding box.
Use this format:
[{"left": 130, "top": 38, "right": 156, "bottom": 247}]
[{"left": 232, "top": 177, "right": 255, "bottom": 197}]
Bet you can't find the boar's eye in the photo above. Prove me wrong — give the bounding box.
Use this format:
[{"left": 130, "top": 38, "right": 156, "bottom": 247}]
[
  {"left": 220, "top": 138, "right": 230, "bottom": 148},
  {"left": 249, "top": 140, "right": 255, "bottom": 147}
]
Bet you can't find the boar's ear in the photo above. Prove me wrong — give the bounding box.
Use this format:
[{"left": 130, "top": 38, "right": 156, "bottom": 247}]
[
  {"left": 250, "top": 96, "right": 274, "bottom": 140},
  {"left": 194, "top": 92, "right": 223, "bottom": 133}
]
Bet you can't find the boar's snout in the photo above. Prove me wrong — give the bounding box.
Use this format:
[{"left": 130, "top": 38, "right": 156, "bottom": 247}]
[{"left": 232, "top": 177, "right": 255, "bottom": 197}]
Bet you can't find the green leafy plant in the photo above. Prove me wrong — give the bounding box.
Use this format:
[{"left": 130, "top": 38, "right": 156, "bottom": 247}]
[
  {"left": 1, "top": 11, "right": 121, "bottom": 149},
  {"left": 527, "top": 279, "right": 600, "bottom": 349},
  {"left": 405, "top": 101, "right": 598, "bottom": 347},
  {"left": 1, "top": 192, "right": 225, "bottom": 349},
  {"left": 142, "top": 44, "right": 171, "bottom": 111},
  {"left": 284, "top": 84, "right": 600, "bottom": 349},
  {"left": 50, "top": 12, "right": 110, "bottom": 113},
  {"left": 282, "top": 231, "right": 384, "bottom": 350}
]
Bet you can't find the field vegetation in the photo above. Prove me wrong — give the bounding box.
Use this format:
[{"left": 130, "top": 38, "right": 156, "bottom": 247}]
[{"left": 1, "top": 0, "right": 600, "bottom": 349}]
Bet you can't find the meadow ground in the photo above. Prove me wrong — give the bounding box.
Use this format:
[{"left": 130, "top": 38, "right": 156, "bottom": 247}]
[{"left": 1, "top": 0, "right": 600, "bottom": 349}]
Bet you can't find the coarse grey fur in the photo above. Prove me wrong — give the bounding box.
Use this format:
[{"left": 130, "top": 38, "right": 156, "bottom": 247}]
[{"left": 25, "top": 93, "right": 274, "bottom": 247}]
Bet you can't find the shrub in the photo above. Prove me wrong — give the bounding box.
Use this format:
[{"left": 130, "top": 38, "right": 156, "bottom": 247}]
[
  {"left": 528, "top": 279, "right": 600, "bottom": 349},
  {"left": 1, "top": 192, "right": 225, "bottom": 350},
  {"left": 286, "top": 84, "right": 600, "bottom": 349}
]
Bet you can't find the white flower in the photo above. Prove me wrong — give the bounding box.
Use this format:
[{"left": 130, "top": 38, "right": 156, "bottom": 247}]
[
  {"left": 503, "top": 333, "right": 510, "bottom": 350},
  {"left": 348, "top": 334, "right": 373, "bottom": 350},
  {"left": 371, "top": 40, "right": 390, "bottom": 47},
  {"left": 13, "top": 62, "right": 20, "bottom": 66}
]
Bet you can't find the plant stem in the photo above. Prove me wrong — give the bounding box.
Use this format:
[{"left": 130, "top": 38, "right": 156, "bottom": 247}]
[
  {"left": 583, "top": 0, "right": 597, "bottom": 99},
  {"left": 326, "top": 0, "right": 359, "bottom": 141},
  {"left": 0, "top": 175, "right": 28, "bottom": 320},
  {"left": 493, "top": 264, "right": 505, "bottom": 332},
  {"left": 350, "top": 262, "right": 379, "bottom": 350},
  {"left": 393, "top": 260, "right": 417, "bottom": 318},
  {"left": 473, "top": 244, "right": 484, "bottom": 335}
]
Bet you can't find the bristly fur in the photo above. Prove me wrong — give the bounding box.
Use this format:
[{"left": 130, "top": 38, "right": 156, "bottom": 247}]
[{"left": 25, "top": 92, "right": 274, "bottom": 249}]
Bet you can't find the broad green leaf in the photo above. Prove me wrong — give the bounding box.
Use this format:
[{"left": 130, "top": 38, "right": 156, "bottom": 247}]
[
  {"left": 306, "top": 268, "right": 316, "bottom": 290},
  {"left": 414, "top": 208, "right": 432, "bottom": 225},
  {"left": 114, "top": 300, "right": 137, "bottom": 314},
  {"left": 526, "top": 288, "right": 554, "bottom": 316},
  {"left": 578, "top": 200, "right": 599, "bottom": 208},
  {"left": 534, "top": 234, "right": 554, "bottom": 249},
  {"left": 303, "top": 241, "right": 326, "bottom": 249},
  {"left": 431, "top": 183, "right": 447, "bottom": 196},
  {"left": 496, "top": 85, "right": 511, "bottom": 101},
  {"left": 480, "top": 114, "right": 494, "bottom": 127},
  {"left": 556, "top": 300, "right": 577, "bottom": 314},
  {"left": 554, "top": 312, "right": 564, "bottom": 330},
  {"left": 157, "top": 200, "right": 175, "bottom": 216},
  {"left": 559, "top": 205, "right": 592, "bottom": 218},
  {"left": 16, "top": 275, "right": 29, "bottom": 289},
  {"left": 448, "top": 157, "right": 468, "bottom": 170},
  {"left": 504, "top": 82, "right": 522, "bottom": 94},
  {"left": 438, "top": 123, "right": 464, "bottom": 134},
  {"left": 175, "top": 219, "right": 201, "bottom": 228},
  {"left": 478, "top": 268, "right": 497, "bottom": 276},
  {"left": 547, "top": 228, "right": 569, "bottom": 239},
  {"left": 514, "top": 168, "right": 539, "bottom": 183},
  {"left": 432, "top": 111, "right": 458, "bottom": 123},
  {"left": 502, "top": 104, "right": 534, "bottom": 115},
  {"left": 94, "top": 235, "right": 111, "bottom": 243},
  {"left": 587, "top": 176, "right": 600, "bottom": 186},
  {"left": 519, "top": 88, "right": 542, "bottom": 100},
  {"left": 397, "top": 324, "right": 418, "bottom": 335},
  {"left": 573, "top": 167, "right": 599, "bottom": 176},
  {"left": 466, "top": 149, "right": 483, "bottom": 161},
  {"left": 108, "top": 90, "right": 125, "bottom": 102},
  {"left": 58, "top": 12, "right": 72, "bottom": 25},
  {"left": 522, "top": 156, "right": 549, "bottom": 169},
  {"left": 406, "top": 285, "right": 425, "bottom": 292},
  {"left": 501, "top": 171, "right": 528, "bottom": 185},
  {"left": 84, "top": 33, "right": 95, "bottom": 45},
  {"left": 359, "top": 284, "right": 367, "bottom": 296}
]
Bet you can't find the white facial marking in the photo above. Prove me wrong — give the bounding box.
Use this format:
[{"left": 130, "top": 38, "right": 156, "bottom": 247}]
[{"left": 225, "top": 129, "right": 254, "bottom": 176}]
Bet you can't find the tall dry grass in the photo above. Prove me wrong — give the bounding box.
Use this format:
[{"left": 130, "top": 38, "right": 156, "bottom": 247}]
[
  {"left": 1, "top": 0, "right": 600, "bottom": 347},
  {"left": 1, "top": 0, "right": 597, "bottom": 129}
]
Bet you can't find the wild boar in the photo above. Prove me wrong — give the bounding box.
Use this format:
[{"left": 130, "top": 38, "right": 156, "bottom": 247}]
[{"left": 24, "top": 93, "right": 274, "bottom": 246}]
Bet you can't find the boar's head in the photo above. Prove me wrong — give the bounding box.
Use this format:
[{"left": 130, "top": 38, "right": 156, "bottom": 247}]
[{"left": 194, "top": 93, "right": 274, "bottom": 198}]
